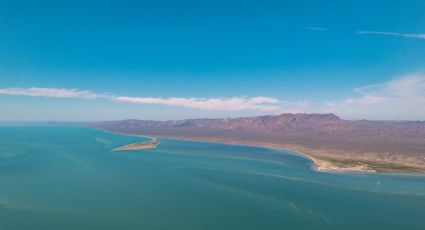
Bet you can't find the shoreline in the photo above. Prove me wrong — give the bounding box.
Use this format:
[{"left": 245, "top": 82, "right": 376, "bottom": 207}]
[
  {"left": 113, "top": 139, "right": 159, "bottom": 151},
  {"left": 95, "top": 128, "right": 425, "bottom": 174},
  {"left": 151, "top": 135, "right": 377, "bottom": 173},
  {"left": 100, "top": 129, "right": 160, "bottom": 151},
  {"left": 102, "top": 130, "right": 377, "bottom": 173},
  {"left": 148, "top": 136, "right": 425, "bottom": 174}
]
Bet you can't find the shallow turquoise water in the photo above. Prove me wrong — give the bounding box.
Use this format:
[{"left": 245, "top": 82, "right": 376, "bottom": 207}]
[{"left": 0, "top": 124, "right": 424, "bottom": 230}]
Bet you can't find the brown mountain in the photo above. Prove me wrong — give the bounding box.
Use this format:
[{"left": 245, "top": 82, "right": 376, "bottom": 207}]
[{"left": 93, "top": 113, "right": 425, "bottom": 172}]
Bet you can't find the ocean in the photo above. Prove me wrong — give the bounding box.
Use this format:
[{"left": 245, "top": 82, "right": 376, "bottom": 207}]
[{"left": 0, "top": 124, "right": 424, "bottom": 230}]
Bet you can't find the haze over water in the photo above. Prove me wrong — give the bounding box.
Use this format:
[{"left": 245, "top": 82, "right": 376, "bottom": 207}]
[{"left": 0, "top": 124, "right": 424, "bottom": 230}]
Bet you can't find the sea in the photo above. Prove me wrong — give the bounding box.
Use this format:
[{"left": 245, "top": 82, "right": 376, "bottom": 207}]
[{"left": 0, "top": 124, "right": 424, "bottom": 230}]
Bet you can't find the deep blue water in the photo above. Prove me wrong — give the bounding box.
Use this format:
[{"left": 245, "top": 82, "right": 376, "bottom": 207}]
[{"left": 0, "top": 124, "right": 424, "bottom": 230}]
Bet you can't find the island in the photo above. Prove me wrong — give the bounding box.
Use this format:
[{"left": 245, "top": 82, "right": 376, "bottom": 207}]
[{"left": 113, "top": 139, "right": 159, "bottom": 151}]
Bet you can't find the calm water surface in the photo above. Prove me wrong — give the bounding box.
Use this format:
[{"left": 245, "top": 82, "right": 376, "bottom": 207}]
[{"left": 0, "top": 124, "right": 424, "bottom": 230}]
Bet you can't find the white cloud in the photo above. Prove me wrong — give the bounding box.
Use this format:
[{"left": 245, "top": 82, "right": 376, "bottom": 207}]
[
  {"left": 3, "top": 74, "right": 425, "bottom": 119},
  {"left": 357, "top": 31, "right": 425, "bottom": 39},
  {"left": 0, "top": 87, "right": 102, "bottom": 99},
  {"left": 113, "top": 96, "right": 281, "bottom": 111},
  {"left": 0, "top": 87, "right": 281, "bottom": 112},
  {"left": 325, "top": 74, "right": 425, "bottom": 120}
]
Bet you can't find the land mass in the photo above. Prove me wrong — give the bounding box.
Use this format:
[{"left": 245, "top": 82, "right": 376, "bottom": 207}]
[
  {"left": 113, "top": 139, "right": 159, "bottom": 151},
  {"left": 93, "top": 113, "right": 425, "bottom": 173}
]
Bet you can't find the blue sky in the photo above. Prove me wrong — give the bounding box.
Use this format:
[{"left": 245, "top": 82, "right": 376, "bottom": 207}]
[{"left": 1, "top": 0, "right": 425, "bottom": 121}]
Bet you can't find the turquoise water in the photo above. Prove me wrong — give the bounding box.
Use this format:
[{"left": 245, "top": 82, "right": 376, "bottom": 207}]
[{"left": 0, "top": 124, "right": 424, "bottom": 230}]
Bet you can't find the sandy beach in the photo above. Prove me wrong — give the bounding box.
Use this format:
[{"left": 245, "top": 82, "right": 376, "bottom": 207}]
[{"left": 113, "top": 139, "right": 159, "bottom": 151}]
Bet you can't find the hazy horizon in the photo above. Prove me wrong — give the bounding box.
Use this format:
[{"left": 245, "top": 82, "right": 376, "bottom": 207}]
[{"left": 1, "top": 113, "right": 424, "bottom": 123}]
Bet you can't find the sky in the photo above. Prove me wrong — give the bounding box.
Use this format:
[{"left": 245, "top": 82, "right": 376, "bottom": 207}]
[{"left": 1, "top": 0, "right": 425, "bottom": 121}]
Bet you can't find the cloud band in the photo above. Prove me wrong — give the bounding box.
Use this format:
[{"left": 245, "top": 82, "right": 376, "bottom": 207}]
[{"left": 0, "top": 87, "right": 280, "bottom": 112}]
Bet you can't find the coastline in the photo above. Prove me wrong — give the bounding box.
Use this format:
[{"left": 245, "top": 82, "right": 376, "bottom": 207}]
[
  {"left": 152, "top": 137, "right": 425, "bottom": 173},
  {"left": 94, "top": 128, "right": 425, "bottom": 174},
  {"left": 96, "top": 128, "right": 160, "bottom": 151},
  {"left": 113, "top": 139, "right": 159, "bottom": 151},
  {"left": 99, "top": 129, "right": 377, "bottom": 173},
  {"left": 149, "top": 135, "right": 378, "bottom": 173}
]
